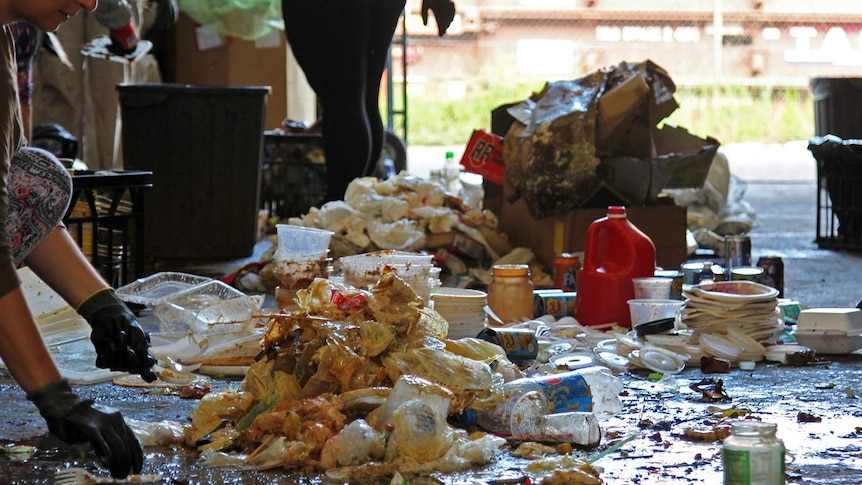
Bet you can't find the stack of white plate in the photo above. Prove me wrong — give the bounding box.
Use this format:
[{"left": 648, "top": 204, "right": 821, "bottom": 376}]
[
  {"left": 680, "top": 280, "right": 784, "bottom": 343},
  {"left": 429, "top": 288, "right": 487, "bottom": 339}
]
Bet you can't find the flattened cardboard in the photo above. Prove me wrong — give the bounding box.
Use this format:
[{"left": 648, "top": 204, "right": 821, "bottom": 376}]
[{"left": 492, "top": 197, "right": 687, "bottom": 271}]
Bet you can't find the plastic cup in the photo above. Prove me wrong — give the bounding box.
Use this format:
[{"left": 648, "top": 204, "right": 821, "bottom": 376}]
[
  {"left": 627, "top": 299, "right": 684, "bottom": 326},
  {"left": 632, "top": 277, "right": 672, "bottom": 299},
  {"left": 275, "top": 224, "right": 334, "bottom": 261}
]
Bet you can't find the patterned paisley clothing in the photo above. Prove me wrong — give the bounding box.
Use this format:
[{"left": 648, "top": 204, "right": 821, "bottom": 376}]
[{"left": 0, "top": 27, "right": 70, "bottom": 298}]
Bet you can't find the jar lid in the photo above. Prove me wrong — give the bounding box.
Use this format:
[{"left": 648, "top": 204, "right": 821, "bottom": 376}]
[
  {"left": 729, "top": 420, "right": 777, "bottom": 436},
  {"left": 492, "top": 264, "right": 530, "bottom": 277}
]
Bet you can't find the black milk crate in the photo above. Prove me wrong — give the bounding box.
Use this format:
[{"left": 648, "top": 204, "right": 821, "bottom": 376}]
[
  {"left": 810, "top": 136, "right": 862, "bottom": 250},
  {"left": 260, "top": 132, "right": 328, "bottom": 219},
  {"left": 64, "top": 170, "right": 152, "bottom": 286}
]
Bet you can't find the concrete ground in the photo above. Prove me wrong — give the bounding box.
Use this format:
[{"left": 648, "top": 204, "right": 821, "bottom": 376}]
[{"left": 1, "top": 141, "right": 861, "bottom": 483}]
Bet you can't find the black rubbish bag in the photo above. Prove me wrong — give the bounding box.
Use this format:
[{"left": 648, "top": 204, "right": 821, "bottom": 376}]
[{"left": 809, "top": 135, "right": 862, "bottom": 243}]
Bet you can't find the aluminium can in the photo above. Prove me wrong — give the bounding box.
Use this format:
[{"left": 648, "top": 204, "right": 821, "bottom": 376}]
[
  {"left": 730, "top": 266, "right": 765, "bottom": 283},
  {"left": 655, "top": 269, "right": 684, "bottom": 300},
  {"left": 553, "top": 253, "right": 581, "bottom": 291},
  {"left": 725, "top": 235, "right": 752, "bottom": 272},
  {"left": 539, "top": 291, "right": 578, "bottom": 318},
  {"left": 757, "top": 256, "right": 784, "bottom": 298},
  {"left": 533, "top": 289, "right": 564, "bottom": 318},
  {"left": 477, "top": 327, "right": 538, "bottom": 363}
]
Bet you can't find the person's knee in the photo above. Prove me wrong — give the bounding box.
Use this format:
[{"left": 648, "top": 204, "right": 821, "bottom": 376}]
[{"left": 12, "top": 147, "right": 73, "bottom": 216}]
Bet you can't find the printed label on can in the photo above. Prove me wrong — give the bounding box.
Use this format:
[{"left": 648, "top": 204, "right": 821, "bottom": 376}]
[
  {"left": 533, "top": 372, "right": 593, "bottom": 413},
  {"left": 478, "top": 328, "right": 538, "bottom": 362},
  {"left": 655, "top": 270, "right": 684, "bottom": 300},
  {"left": 533, "top": 289, "right": 563, "bottom": 318},
  {"left": 541, "top": 292, "right": 578, "bottom": 318}
]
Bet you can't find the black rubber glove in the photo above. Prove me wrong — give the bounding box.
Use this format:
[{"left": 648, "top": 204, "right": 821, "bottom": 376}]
[
  {"left": 78, "top": 288, "right": 157, "bottom": 383},
  {"left": 421, "top": 0, "right": 456, "bottom": 37},
  {"left": 27, "top": 379, "right": 143, "bottom": 479}
]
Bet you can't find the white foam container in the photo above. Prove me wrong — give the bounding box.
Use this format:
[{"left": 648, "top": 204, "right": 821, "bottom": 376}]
[
  {"left": 792, "top": 329, "right": 862, "bottom": 354},
  {"left": 797, "top": 308, "right": 862, "bottom": 332}
]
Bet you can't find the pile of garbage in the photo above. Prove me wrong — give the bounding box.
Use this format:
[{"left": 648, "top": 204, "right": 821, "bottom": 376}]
[
  {"left": 179, "top": 274, "right": 607, "bottom": 483},
  {"left": 245, "top": 172, "right": 553, "bottom": 291}
]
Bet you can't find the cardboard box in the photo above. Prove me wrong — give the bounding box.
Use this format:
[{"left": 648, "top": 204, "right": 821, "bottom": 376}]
[
  {"left": 492, "top": 196, "right": 687, "bottom": 271},
  {"left": 602, "top": 125, "right": 719, "bottom": 205},
  {"left": 170, "top": 13, "right": 287, "bottom": 130}
]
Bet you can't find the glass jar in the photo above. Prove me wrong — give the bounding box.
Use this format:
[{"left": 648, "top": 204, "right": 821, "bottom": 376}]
[
  {"left": 487, "top": 264, "right": 534, "bottom": 325},
  {"left": 722, "top": 421, "right": 785, "bottom": 485}
]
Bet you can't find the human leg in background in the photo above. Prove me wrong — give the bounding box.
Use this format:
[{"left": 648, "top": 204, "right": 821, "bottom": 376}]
[{"left": 282, "top": 0, "right": 406, "bottom": 202}]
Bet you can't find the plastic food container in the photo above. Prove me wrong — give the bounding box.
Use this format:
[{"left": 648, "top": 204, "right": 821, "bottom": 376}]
[
  {"left": 275, "top": 224, "right": 334, "bottom": 261},
  {"left": 796, "top": 308, "right": 862, "bottom": 332},
  {"left": 792, "top": 330, "right": 862, "bottom": 354},
  {"left": 116, "top": 272, "right": 212, "bottom": 306},
  {"left": 627, "top": 299, "right": 684, "bottom": 326}
]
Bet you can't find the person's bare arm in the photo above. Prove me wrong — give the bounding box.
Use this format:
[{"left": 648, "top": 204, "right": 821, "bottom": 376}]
[
  {"left": 0, "top": 287, "right": 61, "bottom": 393},
  {"left": 25, "top": 226, "right": 156, "bottom": 381},
  {"left": 23, "top": 227, "right": 108, "bottom": 308}
]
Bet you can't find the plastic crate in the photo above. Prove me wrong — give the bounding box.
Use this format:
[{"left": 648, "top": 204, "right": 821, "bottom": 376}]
[
  {"left": 64, "top": 170, "right": 153, "bottom": 286},
  {"left": 809, "top": 136, "right": 862, "bottom": 250},
  {"left": 117, "top": 83, "right": 269, "bottom": 259},
  {"left": 260, "top": 132, "right": 327, "bottom": 219}
]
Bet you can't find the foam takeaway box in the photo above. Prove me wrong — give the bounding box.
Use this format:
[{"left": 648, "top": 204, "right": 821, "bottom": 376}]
[{"left": 118, "top": 83, "right": 269, "bottom": 259}]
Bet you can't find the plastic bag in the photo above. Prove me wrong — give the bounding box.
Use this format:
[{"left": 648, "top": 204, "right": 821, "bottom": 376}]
[{"left": 179, "top": 0, "right": 283, "bottom": 40}]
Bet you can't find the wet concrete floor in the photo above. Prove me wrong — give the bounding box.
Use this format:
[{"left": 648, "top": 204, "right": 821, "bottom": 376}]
[{"left": 3, "top": 164, "right": 862, "bottom": 483}]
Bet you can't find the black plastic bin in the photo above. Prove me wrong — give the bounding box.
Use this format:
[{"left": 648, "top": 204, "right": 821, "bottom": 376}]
[
  {"left": 809, "top": 135, "right": 862, "bottom": 250},
  {"left": 260, "top": 132, "right": 328, "bottom": 219},
  {"left": 118, "top": 83, "right": 269, "bottom": 260},
  {"left": 811, "top": 77, "right": 862, "bottom": 139}
]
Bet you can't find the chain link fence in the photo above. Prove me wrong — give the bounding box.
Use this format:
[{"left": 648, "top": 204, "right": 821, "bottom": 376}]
[{"left": 395, "top": 0, "right": 862, "bottom": 145}]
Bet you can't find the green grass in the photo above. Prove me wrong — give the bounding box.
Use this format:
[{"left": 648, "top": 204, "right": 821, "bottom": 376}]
[{"left": 394, "top": 82, "right": 815, "bottom": 146}]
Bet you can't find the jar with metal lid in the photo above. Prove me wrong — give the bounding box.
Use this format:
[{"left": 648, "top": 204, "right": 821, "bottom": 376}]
[
  {"left": 488, "top": 264, "right": 534, "bottom": 325},
  {"left": 722, "top": 420, "right": 785, "bottom": 485}
]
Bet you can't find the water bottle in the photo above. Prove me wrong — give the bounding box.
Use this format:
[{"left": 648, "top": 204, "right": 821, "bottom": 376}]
[
  {"left": 576, "top": 206, "right": 656, "bottom": 328},
  {"left": 443, "top": 150, "right": 463, "bottom": 195},
  {"left": 475, "top": 366, "right": 623, "bottom": 443}
]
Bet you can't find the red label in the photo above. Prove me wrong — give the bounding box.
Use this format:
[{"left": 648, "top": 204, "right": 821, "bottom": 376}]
[{"left": 460, "top": 129, "right": 505, "bottom": 185}]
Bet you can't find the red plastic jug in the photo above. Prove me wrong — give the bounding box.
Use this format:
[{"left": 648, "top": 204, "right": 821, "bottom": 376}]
[{"left": 575, "top": 206, "right": 656, "bottom": 328}]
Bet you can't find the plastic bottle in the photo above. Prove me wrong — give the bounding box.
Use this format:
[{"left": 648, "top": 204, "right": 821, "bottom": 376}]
[
  {"left": 476, "top": 390, "right": 601, "bottom": 446},
  {"left": 443, "top": 150, "right": 462, "bottom": 195},
  {"left": 575, "top": 206, "right": 656, "bottom": 328},
  {"left": 476, "top": 365, "right": 623, "bottom": 439}
]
